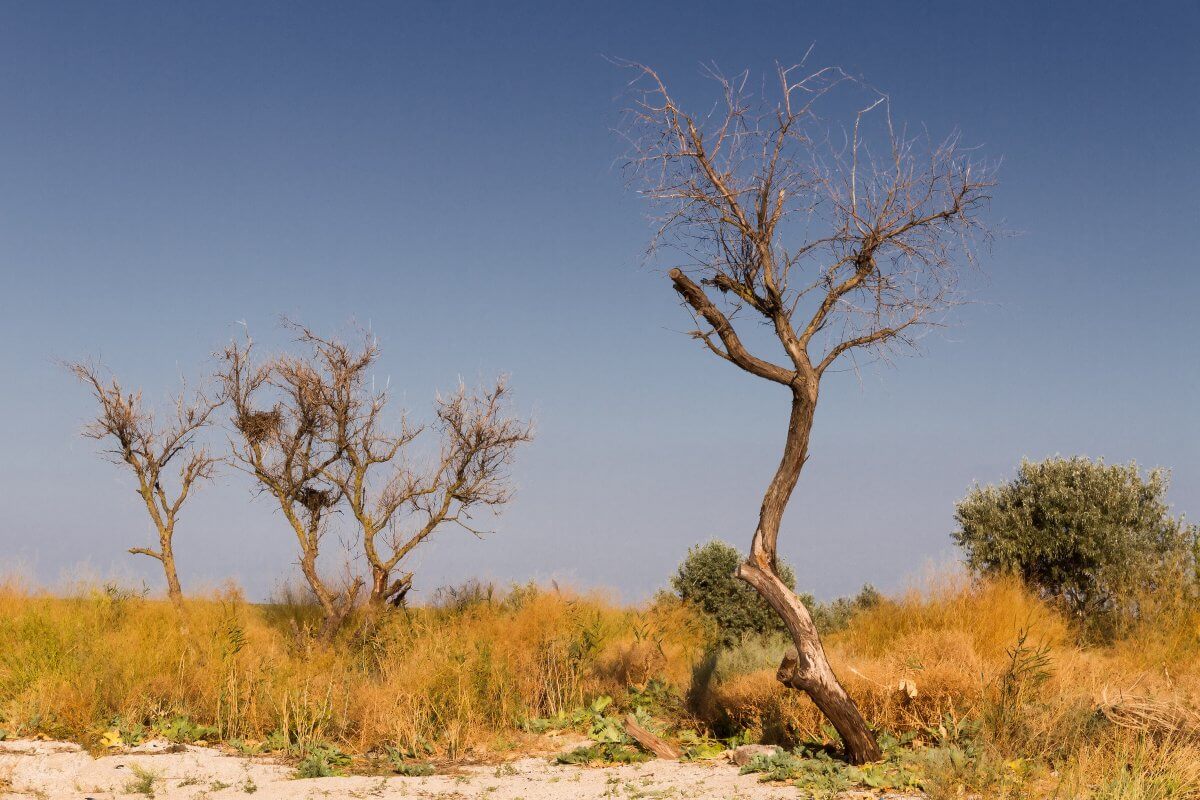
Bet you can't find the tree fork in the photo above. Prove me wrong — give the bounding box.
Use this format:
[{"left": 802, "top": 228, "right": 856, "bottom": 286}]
[{"left": 129, "top": 541, "right": 186, "bottom": 614}]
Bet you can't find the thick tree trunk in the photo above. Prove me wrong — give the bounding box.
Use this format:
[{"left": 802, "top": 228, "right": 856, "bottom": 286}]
[
  {"left": 135, "top": 490, "right": 187, "bottom": 616},
  {"left": 369, "top": 567, "right": 390, "bottom": 607},
  {"left": 283, "top": 507, "right": 361, "bottom": 644},
  {"left": 737, "top": 388, "right": 882, "bottom": 765},
  {"left": 317, "top": 602, "right": 354, "bottom": 643},
  {"left": 368, "top": 567, "right": 412, "bottom": 609},
  {"left": 130, "top": 525, "right": 186, "bottom": 618}
]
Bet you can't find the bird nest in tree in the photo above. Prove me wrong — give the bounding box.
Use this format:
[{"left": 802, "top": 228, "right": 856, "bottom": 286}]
[
  {"left": 296, "top": 486, "right": 335, "bottom": 514},
  {"left": 237, "top": 408, "right": 282, "bottom": 443}
]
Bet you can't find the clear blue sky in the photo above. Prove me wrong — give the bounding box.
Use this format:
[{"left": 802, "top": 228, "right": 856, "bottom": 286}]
[{"left": 1, "top": 1, "right": 1196, "bottom": 602}]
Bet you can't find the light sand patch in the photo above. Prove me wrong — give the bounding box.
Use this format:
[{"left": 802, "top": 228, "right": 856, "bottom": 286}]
[{"left": 0, "top": 739, "right": 920, "bottom": 799}]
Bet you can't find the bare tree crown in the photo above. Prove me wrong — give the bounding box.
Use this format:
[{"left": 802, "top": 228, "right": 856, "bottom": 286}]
[
  {"left": 220, "top": 334, "right": 340, "bottom": 507},
  {"left": 218, "top": 322, "right": 532, "bottom": 617},
  {"left": 68, "top": 360, "right": 221, "bottom": 609},
  {"left": 302, "top": 323, "right": 533, "bottom": 606},
  {"left": 70, "top": 362, "right": 221, "bottom": 526},
  {"left": 621, "top": 62, "right": 995, "bottom": 384}
]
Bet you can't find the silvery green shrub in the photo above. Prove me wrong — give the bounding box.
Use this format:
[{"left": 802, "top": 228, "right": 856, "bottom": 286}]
[{"left": 953, "top": 456, "right": 1197, "bottom": 636}]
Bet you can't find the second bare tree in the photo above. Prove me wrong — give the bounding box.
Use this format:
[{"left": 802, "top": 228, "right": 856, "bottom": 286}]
[
  {"left": 294, "top": 325, "right": 533, "bottom": 611},
  {"left": 218, "top": 323, "right": 531, "bottom": 640}
]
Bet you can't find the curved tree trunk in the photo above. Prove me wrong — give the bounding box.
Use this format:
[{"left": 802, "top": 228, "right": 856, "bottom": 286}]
[{"left": 736, "top": 388, "right": 882, "bottom": 764}]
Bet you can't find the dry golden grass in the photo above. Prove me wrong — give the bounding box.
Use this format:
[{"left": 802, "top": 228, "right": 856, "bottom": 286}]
[
  {"left": 1, "top": 574, "right": 1199, "bottom": 796},
  {"left": 695, "top": 576, "right": 1200, "bottom": 797},
  {"left": 0, "top": 580, "right": 708, "bottom": 758}
]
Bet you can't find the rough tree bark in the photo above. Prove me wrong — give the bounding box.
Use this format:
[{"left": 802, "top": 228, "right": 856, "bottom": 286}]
[{"left": 734, "top": 386, "right": 881, "bottom": 762}]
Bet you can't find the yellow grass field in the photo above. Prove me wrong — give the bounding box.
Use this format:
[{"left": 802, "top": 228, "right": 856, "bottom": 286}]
[{"left": 1, "top": 575, "right": 1198, "bottom": 798}]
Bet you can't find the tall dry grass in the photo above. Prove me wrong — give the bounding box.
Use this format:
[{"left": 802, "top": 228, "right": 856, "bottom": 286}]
[
  {"left": 694, "top": 574, "right": 1200, "bottom": 797},
  {"left": 1, "top": 574, "right": 1199, "bottom": 795},
  {"left": 0, "top": 580, "right": 707, "bottom": 757}
]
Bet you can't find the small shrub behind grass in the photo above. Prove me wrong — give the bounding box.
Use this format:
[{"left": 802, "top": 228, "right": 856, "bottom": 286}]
[{"left": 671, "top": 541, "right": 798, "bottom": 645}]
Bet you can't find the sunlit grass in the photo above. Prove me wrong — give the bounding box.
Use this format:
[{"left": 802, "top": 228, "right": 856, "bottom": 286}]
[{"left": 1, "top": 573, "right": 1198, "bottom": 796}]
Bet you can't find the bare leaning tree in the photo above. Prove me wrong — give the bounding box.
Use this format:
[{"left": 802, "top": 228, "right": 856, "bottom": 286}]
[
  {"left": 69, "top": 362, "right": 221, "bottom": 613},
  {"left": 621, "top": 62, "right": 994, "bottom": 763},
  {"left": 295, "top": 325, "right": 533, "bottom": 610}
]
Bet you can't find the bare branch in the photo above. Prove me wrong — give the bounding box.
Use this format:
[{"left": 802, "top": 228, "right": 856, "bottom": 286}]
[
  {"left": 383, "top": 376, "right": 534, "bottom": 586},
  {"left": 668, "top": 269, "right": 794, "bottom": 385},
  {"left": 619, "top": 61, "right": 995, "bottom": 377}
]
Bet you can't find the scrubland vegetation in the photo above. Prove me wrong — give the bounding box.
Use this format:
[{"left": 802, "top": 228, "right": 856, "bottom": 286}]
[
  {"left": 47, "top": 47, "right": 1196, "bottom": 796},
  {"left": 2, "top": 567, "right": 1200, "bottom": 798}
]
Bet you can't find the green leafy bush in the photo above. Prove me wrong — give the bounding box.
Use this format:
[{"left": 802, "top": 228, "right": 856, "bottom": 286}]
[
  {"left": 391, "top": 761, "right": 435, "bottom": 777},
  {"left": 671, "top": 540, "right": 880, "bottom": 644},
  {"left": 159, "top": 715, "right": 218, "bottom": 743},
  {"left": 555, "top": 741, "right": 649, "bottom": 765},
  {"left": 549, "top": 696, "right": 656, "bottom": 765},
  {"left": 739, "top": 736, "right": 924, "bottom": 795},
  {"left": 671, "top": 540, "right": 798, "bottom": 644},
  {"left": 738, "top": 728, "right": 1012, "bottom": 797},
  {"left": 953, "top": 457, "right": 1198, "bottom": 636}
]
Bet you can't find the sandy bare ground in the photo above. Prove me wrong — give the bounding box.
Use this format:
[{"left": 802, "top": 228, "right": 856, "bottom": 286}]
[{"left": 0, "top": 739, "right": 922, "bottom": 800}]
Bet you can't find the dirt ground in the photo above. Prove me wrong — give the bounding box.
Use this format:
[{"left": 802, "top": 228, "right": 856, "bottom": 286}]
[{"left": 0, "top": 739, "right": 922, "bottom": 800}]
